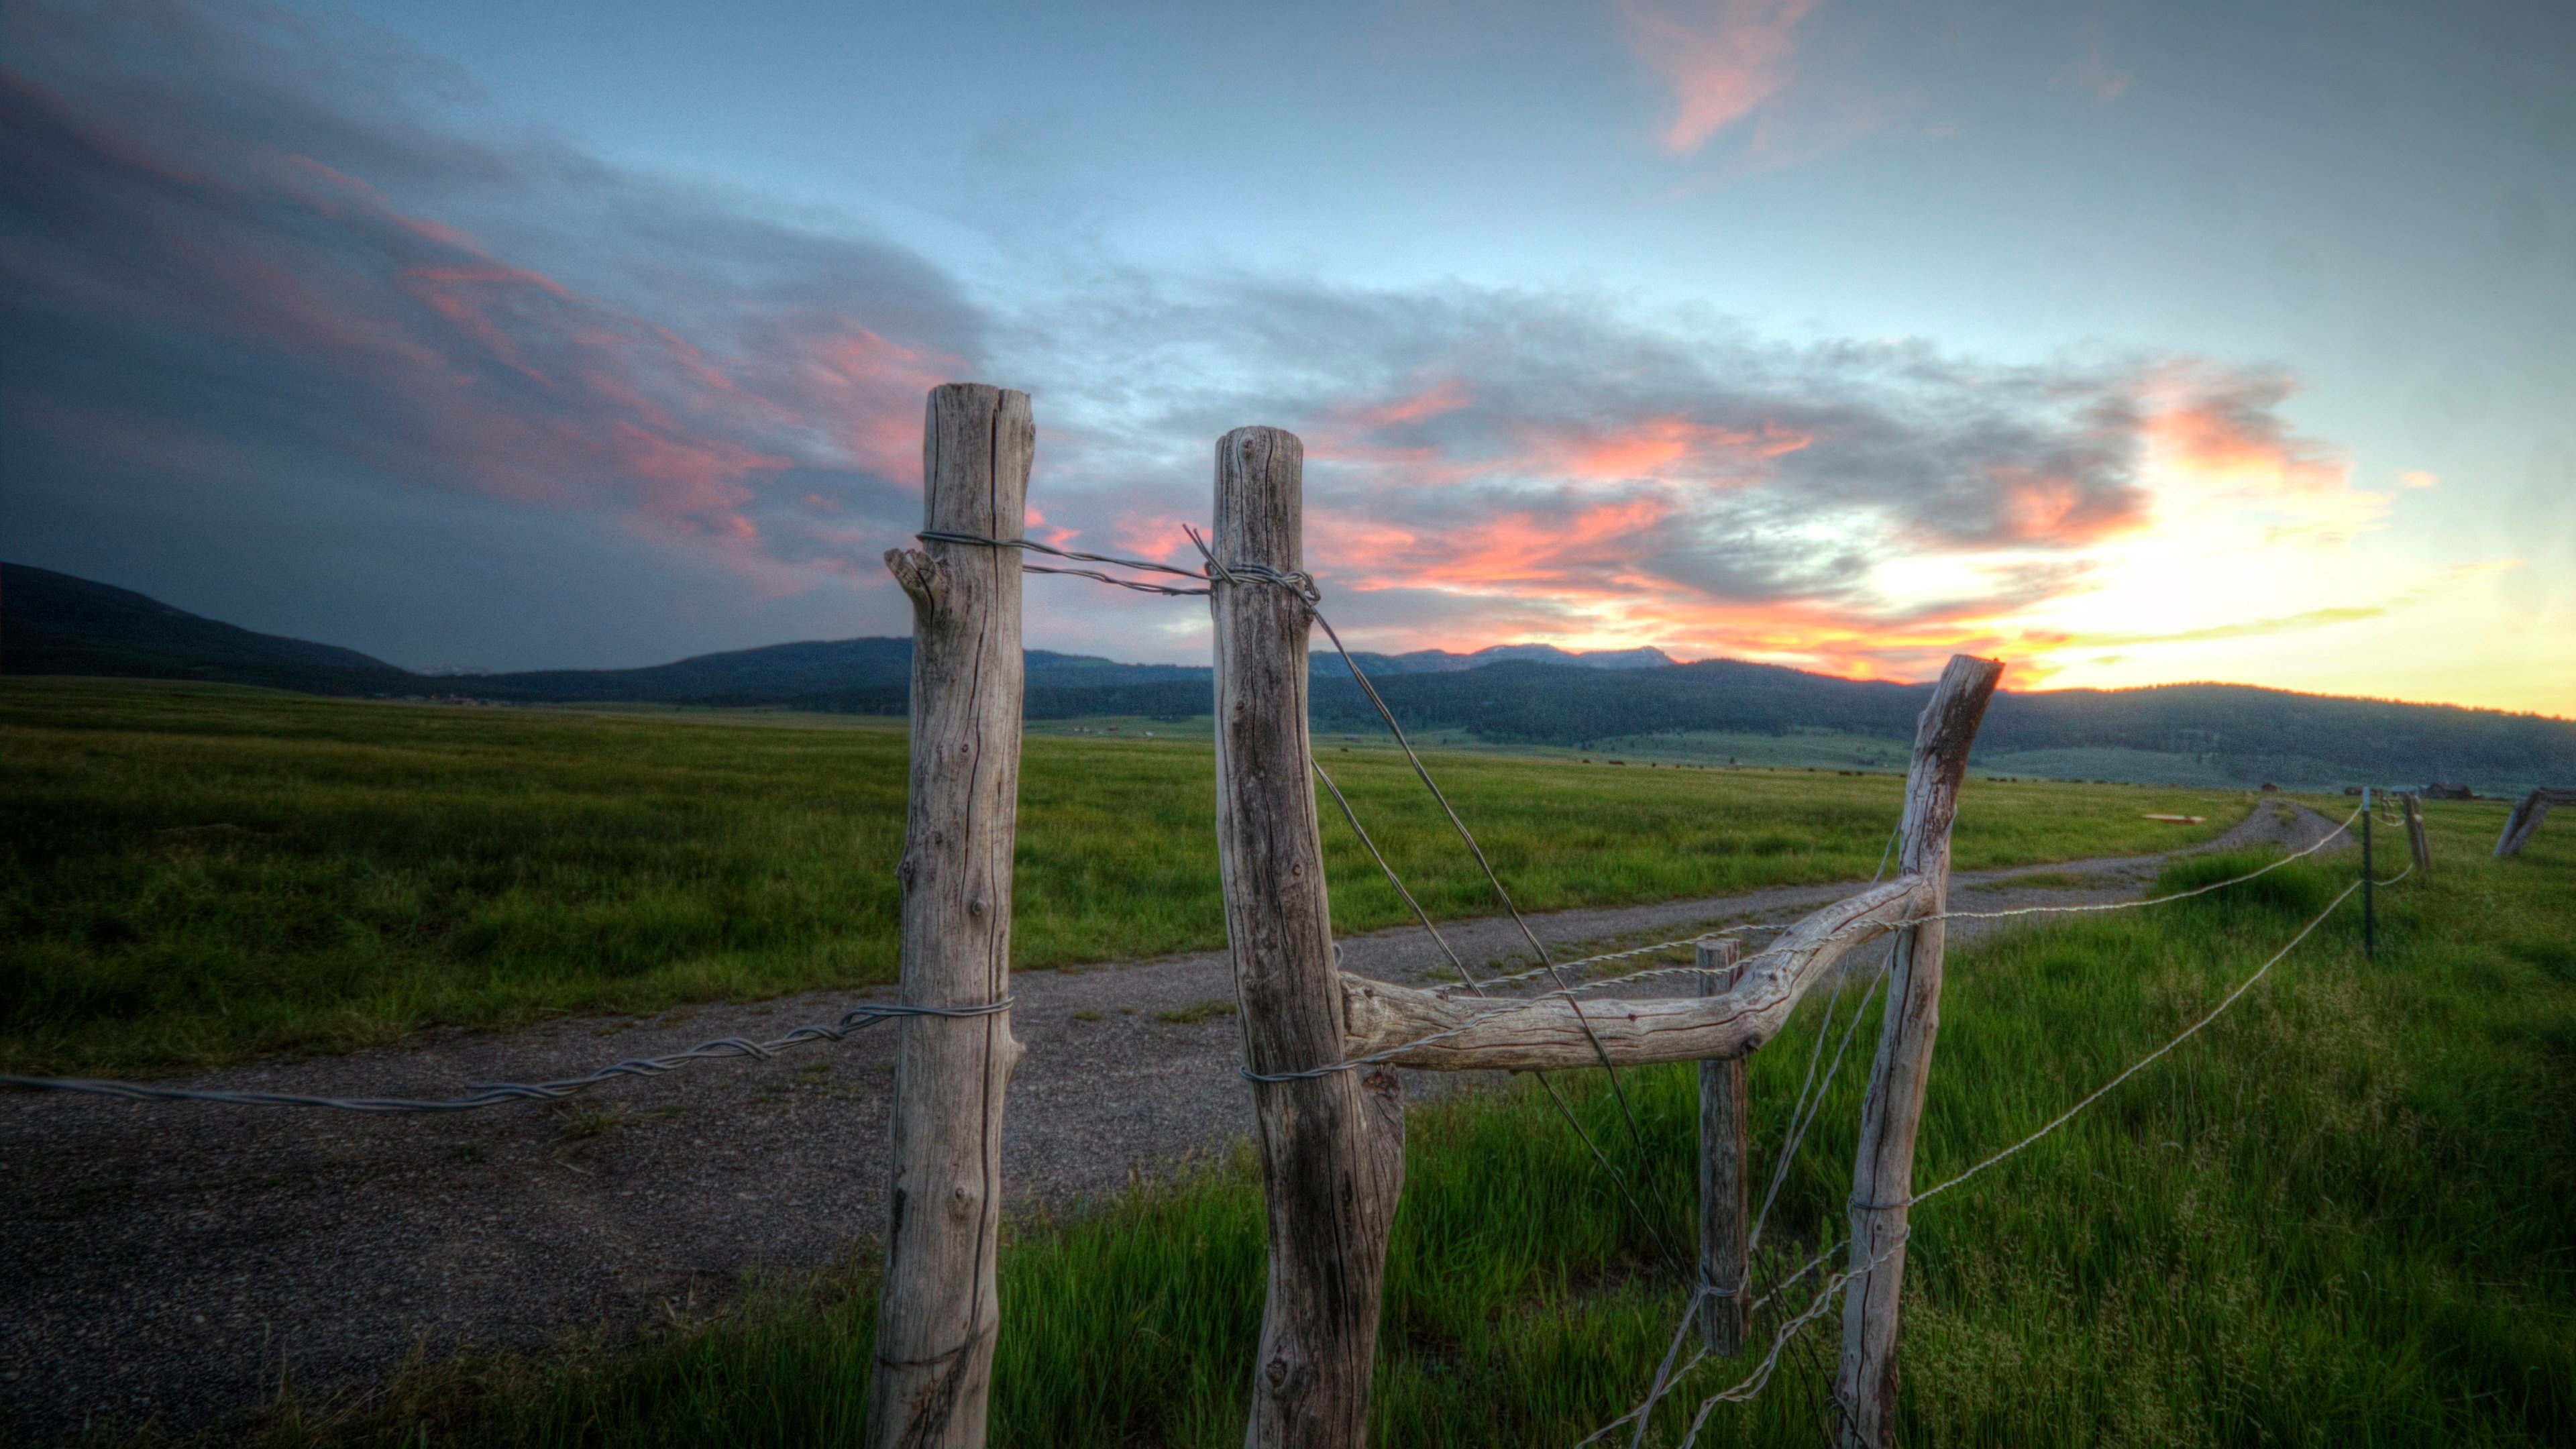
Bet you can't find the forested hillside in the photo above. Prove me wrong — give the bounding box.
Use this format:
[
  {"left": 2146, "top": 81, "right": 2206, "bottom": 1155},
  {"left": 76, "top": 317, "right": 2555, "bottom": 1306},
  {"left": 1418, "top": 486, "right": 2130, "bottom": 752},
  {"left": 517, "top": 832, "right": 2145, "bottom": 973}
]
[{"left": 10, "top": 562, "right": 2571, "bottom": 791}]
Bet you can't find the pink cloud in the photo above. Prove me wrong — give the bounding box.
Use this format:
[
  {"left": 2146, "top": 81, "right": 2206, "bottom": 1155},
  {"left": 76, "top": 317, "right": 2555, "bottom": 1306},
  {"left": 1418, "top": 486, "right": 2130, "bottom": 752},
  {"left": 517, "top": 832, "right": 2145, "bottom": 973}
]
[{"left": 1613, "top": 0, "right": 1820, "bottom": 154}]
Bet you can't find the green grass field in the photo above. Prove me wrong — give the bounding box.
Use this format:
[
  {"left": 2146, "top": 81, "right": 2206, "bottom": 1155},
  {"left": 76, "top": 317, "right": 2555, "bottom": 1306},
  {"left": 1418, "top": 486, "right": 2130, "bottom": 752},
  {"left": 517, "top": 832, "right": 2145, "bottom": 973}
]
[
  {"left": 239, "top": 800, "right": 2573, "bottom": 1446},
  {"left": 1, "top": 679, "right": 2255, "bottom": 1075}
]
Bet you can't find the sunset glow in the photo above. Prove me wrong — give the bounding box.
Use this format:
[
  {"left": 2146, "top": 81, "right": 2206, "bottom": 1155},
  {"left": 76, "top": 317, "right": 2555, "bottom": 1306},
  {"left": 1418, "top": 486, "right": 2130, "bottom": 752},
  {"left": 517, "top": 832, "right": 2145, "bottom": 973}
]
[{"left": 3, "top": 0, "right": 2567, "bottom": 715}]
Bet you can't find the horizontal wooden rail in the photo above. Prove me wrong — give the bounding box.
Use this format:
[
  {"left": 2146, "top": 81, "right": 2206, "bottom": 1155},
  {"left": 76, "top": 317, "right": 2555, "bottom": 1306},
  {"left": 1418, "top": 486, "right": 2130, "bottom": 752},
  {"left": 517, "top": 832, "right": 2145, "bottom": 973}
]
[{"left": 1336, "top": 873, "right": 1930, "bottom": 1073}]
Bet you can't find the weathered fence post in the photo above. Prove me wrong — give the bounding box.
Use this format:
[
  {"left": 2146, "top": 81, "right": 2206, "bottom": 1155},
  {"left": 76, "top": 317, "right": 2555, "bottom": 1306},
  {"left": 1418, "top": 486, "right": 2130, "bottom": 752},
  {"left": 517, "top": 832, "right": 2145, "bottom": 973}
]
[
  {"left": 868, "top": 384, "right": 1032, "bottom": 1449},
  {"left": 2495, "top": 788, "right": 2574, "bottom": 858},
  {"left": 2404, "top": 795, "right": 2430, "bottom": 876},
  {"left": 1212, "top": 426, "right": 1406, "bottom": 1449},
  {"left": 1697, "top": 937, "right": 1749, "bottom": 1356},
  {"left": 1832, "top": 654, "right": 2004, "bottom": 1449}
]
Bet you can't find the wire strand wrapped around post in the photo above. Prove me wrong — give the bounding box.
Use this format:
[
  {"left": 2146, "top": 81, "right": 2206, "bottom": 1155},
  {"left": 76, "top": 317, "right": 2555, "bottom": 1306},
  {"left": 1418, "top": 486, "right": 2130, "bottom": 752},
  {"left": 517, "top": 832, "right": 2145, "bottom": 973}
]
[
  {"left": 867, "top": 384, "right": 1031, "bottom": 1449},
  {"left": 1210, "top": 425, "right": 1405, "bottom": 1449}
]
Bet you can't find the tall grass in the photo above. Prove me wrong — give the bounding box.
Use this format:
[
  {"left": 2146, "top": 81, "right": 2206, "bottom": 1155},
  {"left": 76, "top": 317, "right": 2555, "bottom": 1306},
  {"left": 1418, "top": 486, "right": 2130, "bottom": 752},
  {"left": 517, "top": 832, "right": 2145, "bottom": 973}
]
[
  {"left": 1, "top": 680, "right": 2249, "bottom": 1074},
  {"left": 266, "top": 802, "right": 2573, "bottom": 1446}
]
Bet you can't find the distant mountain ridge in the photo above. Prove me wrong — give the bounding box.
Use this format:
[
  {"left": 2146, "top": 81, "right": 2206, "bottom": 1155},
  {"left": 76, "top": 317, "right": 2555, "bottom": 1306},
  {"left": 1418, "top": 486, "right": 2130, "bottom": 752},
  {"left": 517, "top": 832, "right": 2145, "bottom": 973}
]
[
  {"left": 8, "top": 561, "right": 2572, "bottom": 791},
  {"left": 2, "top": 564, "right": 415, "bottom": 695}
]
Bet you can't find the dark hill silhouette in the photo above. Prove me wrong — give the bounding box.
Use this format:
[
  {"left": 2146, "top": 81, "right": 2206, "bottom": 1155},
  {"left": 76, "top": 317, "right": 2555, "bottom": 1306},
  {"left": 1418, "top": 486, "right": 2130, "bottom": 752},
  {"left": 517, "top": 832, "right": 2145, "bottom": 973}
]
[
  {"left": 1, "top": 564, "right": 411, "bottom": 694},
  {"left": 7, "top": 561, "right": 2569, "bottom": 791}
]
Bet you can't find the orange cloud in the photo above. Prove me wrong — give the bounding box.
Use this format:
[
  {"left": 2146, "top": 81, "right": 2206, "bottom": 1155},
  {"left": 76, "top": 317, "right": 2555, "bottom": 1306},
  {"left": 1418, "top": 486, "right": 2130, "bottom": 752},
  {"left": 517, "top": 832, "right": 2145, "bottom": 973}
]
[
  {"left": 1517, "top": 415, "right": 1812, "bottom": 482},
  {"left": 1614, "top": 0, "right": 1819, "bottom": 154},
  {"left": 1989, "top": 464, "right": 2149, "bottom": 545},
  {"left": 1340, "top": 378, "right": 1472, "bottom": 431},
  {"left": 2142, "top": 369, "right": 2343, "bottom": 495},
  {"left": 1318, "top": 497, "right": 1671, "bottom": 603},
  {"left": 2137, "top": 366, "right": 2383, "bottom": 544}
]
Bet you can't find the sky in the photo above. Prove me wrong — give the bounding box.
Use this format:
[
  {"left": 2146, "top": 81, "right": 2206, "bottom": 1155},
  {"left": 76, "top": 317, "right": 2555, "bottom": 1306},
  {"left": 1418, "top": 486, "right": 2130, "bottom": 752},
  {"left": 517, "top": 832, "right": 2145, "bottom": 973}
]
[{"left": 3, "top": 0, "right": 2571, "bottom": 712}]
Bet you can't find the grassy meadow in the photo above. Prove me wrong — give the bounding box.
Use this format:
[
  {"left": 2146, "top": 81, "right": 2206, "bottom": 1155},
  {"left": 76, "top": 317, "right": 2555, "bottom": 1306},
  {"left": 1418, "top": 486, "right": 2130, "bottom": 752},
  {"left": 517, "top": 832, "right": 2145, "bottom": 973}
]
[
  {"left": 241, "top": 799, "right": 2575, "bottom": 1446},
  {"left": 1, "top": 679, "right": 2251, "bottom": 1075}
]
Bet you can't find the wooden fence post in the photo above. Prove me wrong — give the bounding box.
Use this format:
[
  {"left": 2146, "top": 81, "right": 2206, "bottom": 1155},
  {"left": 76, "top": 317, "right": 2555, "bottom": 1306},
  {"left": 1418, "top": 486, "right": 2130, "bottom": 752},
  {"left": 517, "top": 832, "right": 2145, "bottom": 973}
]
[
  {"left": 2404, "top": 795, "right": 2430, "bottom": 876},
  {"left": 868, "top": 384, "right": 1032, "bottom": 1449},
  {"left": 2363, "top": 788, "right": 2376, "bottom": 956},
  {"left": 1832, "top": 655, "right": 2004, "bottom": 1449},
  {"left": 2495, "top": 789, "right": 2574, "bottom": 859},
  {"left": 1698, "top": 938, "right": 1749, "bottom": 1356},
  {"left": 1212, "top": 426, "right": 1406, "bottom": 1449}
]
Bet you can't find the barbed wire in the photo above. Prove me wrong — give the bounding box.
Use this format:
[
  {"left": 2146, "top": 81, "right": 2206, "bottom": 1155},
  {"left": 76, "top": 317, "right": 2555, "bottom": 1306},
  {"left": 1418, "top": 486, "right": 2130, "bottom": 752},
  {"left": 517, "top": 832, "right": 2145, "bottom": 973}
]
[
  {"left": 914, "top": 529, "right": 1212, "bottom": 594},
  {"left": 1167, "top": 522, "right": 1691, "bottom": 1265},
  {"left": 928, "top": 518, "right": 1695, "bottom": 1264},
  {"left": 0, "top": 999, "right": 1010, "bottom": 1114}
]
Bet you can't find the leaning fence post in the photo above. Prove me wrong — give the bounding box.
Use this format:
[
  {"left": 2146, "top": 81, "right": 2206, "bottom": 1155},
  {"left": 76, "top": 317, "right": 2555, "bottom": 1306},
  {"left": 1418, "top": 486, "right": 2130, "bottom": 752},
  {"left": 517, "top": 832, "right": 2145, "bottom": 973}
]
[
  {"left": 2495, "top": 789, "right": 2570, "bottom": 858},
  {"left": 867, "top": 384, "right": 1032, "bottom": 1449},
  {"left": 1833, "top": 655, "right": 2004, "bottom": 1449},
  {"left": 1697, "top": 937, "right": 1750, "bottom": 1356},
  {"left": 2404, "top": 794, "right": 2430, "bottom": 875},
  {"left": 1212, "top": 426, "right": 1406, "bottom": 1449}
]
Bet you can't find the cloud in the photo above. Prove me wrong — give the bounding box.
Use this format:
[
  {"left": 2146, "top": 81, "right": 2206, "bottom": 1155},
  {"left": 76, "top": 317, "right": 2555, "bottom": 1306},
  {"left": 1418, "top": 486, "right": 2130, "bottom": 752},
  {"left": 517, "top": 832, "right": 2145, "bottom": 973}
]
[
  {"left": 998, "top": 274, "right": 2369, "bottom": 682},
  {"left": 2070, "top": 605, "right": 2384, "bottom": 649},
  {"left": 1, "top": 0, "right": 980, "bottom": 634},
  {"left": 1612, "top": 0, "right": 1819, "bottom": 154},
  {"left": 2132, "top": 363, "right": 2384, "bottom": 545},
  {"left": 1, "top": 0, "right": 2377, "bottom": 687},
  {"left": 2051, "top": 21, "right": 2129, "bottom": 105}
]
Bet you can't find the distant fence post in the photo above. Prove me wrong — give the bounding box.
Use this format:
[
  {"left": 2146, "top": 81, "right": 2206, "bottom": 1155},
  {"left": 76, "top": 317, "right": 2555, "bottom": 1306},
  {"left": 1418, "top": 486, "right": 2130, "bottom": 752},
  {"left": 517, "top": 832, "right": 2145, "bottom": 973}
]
[
  {"left": 2495, "top": 789, "right": 2574, "bottom": 859},
  {"left": 1698, "top": 937, "right": 1749, "bottom": 1356},
  {"left": 1833, "top": 655, "right": 2004, "bottom": 1449},
  {"left": 867, "top": 384, "right": 1032, "bottom": 1449},
  {"left": 2363, "top": 788, "right": 2375, "bottom": 957},
  {"left": 2404, "top": 794, "right": 2430, "bottom": 875},
  {"left": 1212, "top": 426, "right": 1406, "bottom": 1449}
]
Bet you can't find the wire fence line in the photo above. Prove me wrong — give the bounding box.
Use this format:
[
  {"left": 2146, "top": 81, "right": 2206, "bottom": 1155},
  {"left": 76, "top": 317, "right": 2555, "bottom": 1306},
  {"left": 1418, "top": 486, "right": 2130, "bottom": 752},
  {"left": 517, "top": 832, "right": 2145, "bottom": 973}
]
[
  {"left": 0, "top": 999, "right": 1011, "bottom": 1114},
  {"left": 7, "top": 516, "right": 2424, "bottom": 1436},
  {"left": 1313, "top": 755, "right": 1695, "bottom": 1275},
  {"left": 11, "top": 533, "right": 2362, "bottom": 1122},
  {"left": 1189, "top": 513, "right": 1696, "bottom": 1269},
  {"left": 1236, "top": 803, "right": 2367, "bottom": 1086},
  {"left": 1590, "top": 869, "right": 2371, "bottom": 1445},
  {"left": 1417, "top": 800, "right": 2363, "bottom": 1005}
]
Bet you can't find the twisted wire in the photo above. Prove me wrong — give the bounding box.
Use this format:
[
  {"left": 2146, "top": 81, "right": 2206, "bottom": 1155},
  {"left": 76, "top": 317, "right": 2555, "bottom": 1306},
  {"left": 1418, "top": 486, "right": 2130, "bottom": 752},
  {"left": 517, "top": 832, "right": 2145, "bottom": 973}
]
[
  {"left": 914, "top": 529, "right": 1210, "bottom": 590},
  {"left": 0, "top": 1000, "right": 1011, "bottom": 1114}
]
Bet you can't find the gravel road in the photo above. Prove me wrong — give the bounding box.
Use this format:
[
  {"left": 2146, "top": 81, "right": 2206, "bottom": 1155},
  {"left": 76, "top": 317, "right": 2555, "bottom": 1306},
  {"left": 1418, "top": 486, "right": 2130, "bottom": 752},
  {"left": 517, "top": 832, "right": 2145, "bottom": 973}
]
[{"left": 0, "top": 800, "right": 2349, "bottom": 1442}]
